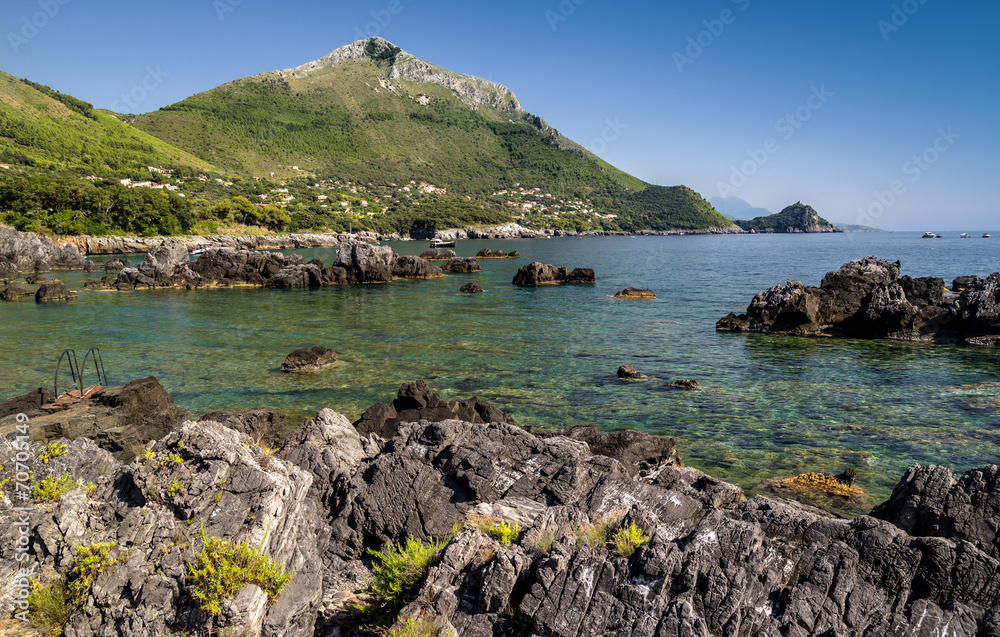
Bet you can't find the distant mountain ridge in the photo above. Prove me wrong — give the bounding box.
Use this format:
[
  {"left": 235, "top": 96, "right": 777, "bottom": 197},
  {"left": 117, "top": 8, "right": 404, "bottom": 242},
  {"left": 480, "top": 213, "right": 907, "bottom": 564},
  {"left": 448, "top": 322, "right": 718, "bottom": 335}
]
[
  {"left": 709, "top": 196, "right": 773, "bottom": 221},
  {"left": 735, "top": 202, "right": 841, "bottom": 233}
]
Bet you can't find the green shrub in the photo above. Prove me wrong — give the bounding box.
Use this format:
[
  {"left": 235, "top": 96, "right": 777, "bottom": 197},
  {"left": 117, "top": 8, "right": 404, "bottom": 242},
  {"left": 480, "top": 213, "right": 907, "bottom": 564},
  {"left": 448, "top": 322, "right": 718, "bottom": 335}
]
[
  {"left": 534, "top": 533, "right": 554, "bottom": 555},
  {"left": 187, "top": 528, "right": 294, "bottom": 616},
  {"left": 33, "top": 473, "right": 79, "bottom": 502},
  {"left": 38, "top": 441, "right": 68, "bottom": 464},
  {"left": 611, "top": 521, "right": 651, "bottom": 557},
  {"left": 357, "top": 531, "right": 454, "bottom": 623},
  {"left": 28, "top": 577, "right": 73, "bottom": 637},
  {"left": 28, "top": 542, "right": 119, "bottom": 635}
]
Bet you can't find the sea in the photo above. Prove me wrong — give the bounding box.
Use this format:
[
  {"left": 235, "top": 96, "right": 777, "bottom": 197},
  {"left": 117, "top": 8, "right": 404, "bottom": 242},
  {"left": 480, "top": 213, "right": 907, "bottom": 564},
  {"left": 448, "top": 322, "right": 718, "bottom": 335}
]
[{"left": 3, "top": 231, "right": 999, "bottom": 515}]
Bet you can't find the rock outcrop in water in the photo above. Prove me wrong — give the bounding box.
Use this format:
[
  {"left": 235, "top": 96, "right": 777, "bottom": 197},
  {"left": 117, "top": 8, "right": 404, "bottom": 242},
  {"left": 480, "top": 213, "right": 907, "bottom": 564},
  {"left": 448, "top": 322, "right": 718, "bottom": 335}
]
[
  {"left": 718, "top": 256, "right": 1000, "bottom": 344},
  {"left": 91, "top": 241, "right": 446, "bottom": 291},
  {"left": 3, "top": 380, "right": 1000, "bottom": 636},
  {"left": 512, "top": 261, "right": 596, "bottom": 286},
  {"left": 281, "top": 346, "right": 338, "bottom": 372}
]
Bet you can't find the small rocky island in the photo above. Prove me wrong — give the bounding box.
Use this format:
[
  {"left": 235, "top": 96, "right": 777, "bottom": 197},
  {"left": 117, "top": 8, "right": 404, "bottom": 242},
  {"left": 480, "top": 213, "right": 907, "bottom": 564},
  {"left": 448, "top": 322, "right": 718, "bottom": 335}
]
[
  {"left": 2, "top": 379, "right": 1000, "bottom": 636},
  {"left": 735, "top": 202, "right": 841, "bottom": 233},
  {"left": 718, "top": 256, "right": 1000, "bottom": 344}
]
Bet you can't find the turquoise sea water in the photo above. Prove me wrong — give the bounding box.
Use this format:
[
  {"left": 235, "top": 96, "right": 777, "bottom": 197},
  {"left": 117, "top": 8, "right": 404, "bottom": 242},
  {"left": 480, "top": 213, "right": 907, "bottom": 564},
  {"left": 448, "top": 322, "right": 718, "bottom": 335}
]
[{"left": 2, "top": 232, "right": 999, "bottom": 513}]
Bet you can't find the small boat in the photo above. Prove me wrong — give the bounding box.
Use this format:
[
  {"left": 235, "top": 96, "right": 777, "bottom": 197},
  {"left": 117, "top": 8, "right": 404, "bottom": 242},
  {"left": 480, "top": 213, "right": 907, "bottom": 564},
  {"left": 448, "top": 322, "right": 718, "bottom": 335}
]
[
  {"left": 960, "top": 233, "right": 971, "bottom": 239},
  {"left": 922, "top": 231, "right": 936, "bottom": 238},
  {"left": 429, "top": 239, "right": 456, "bottom": 248},
  {"left": 984, "top": 233, "right": 991, "bottom": 238},
  {"left": 191, "top": 245, "right": 212, "bottom": 255}
]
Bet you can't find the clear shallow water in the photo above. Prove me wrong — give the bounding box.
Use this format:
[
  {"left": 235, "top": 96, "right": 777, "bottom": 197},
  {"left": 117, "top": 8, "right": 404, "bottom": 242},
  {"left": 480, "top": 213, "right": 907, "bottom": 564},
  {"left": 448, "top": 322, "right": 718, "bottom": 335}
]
[{"left": 3, "top": 232, "right": 1000, "bottom": 513}]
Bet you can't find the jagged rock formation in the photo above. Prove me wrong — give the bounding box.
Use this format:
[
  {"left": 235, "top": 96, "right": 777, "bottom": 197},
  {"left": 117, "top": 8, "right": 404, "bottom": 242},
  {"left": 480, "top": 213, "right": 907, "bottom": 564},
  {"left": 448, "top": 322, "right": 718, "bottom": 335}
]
[
  {"left": 3, "top": 380, "right": 1000, "bottom": 636},
  {"left": 512, "top": 262, "right": 596, "bottom": 286},
  {"left": 718, "top": 256, "right": 1000, "bottom": 344},
  {"left": 0, "top": 226, "right": 86, "bottom": 273},
  {"left": 475, "top": 248, "right": 520, "bottom": 259}
]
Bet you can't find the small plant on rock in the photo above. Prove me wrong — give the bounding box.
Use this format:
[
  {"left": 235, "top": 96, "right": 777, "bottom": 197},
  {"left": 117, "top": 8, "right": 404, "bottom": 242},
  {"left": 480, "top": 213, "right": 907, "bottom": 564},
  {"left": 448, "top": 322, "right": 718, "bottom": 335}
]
[
  {"left": 468, "top": 515, "right": 521, "bottom": 545},
  {"left": 357, "top": 529, "right": 455, "bottom": 624},
  {"left": 611, "top": 521, "right": 651, "bottom": 557},
  {"left": 187, "top": 527, "right": 294, "bottom": 616},
  {"left": 574, "top": 512, "right": 623, "bottom": 550},
  {"left": 33, "top": 473, "right": 79, "bottom": 503},
  {"left": 38, "top": 441, "right": 68, "bottom": 464},
  {"left": 28, "top": 542, "right": 119, "bottom": 635}
]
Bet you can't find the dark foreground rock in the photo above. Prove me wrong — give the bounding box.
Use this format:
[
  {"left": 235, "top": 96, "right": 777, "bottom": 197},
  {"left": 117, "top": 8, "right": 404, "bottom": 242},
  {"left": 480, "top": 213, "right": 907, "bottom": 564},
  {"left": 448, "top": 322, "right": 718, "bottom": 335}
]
[
  {"left": 35, "top": 280, "right": 77, "bottom": 302},
  {"left": 352, "top": 380, "right": 516, "bottom": 440},
  {"left": 281, "top": 346, "right": 338, "bottom": 372},
  {"left": 512, "top": 261, "right": 596, "bottom": 286},
  {"left": 671, "top": 379, "right": 701, "bottom": 390},
  {"left": 0, "top": 377, "right": 189, "bottom": 460},
  {"left": 718, "top": 256, "right": 1000, "bottom": 344},
  {"left": 3, "top": 380, "right": 1000, "bottom": 637}
]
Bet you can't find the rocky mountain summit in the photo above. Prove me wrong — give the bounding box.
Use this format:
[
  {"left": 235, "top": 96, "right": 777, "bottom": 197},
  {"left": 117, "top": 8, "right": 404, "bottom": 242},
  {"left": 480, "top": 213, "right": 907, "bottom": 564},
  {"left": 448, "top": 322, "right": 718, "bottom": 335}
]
[
  {"left": 718, "top": 256, "right": 1000, "bottom": 344},
  {"left": 2, "top": 380, "right": 1000, "bottom": 636}
]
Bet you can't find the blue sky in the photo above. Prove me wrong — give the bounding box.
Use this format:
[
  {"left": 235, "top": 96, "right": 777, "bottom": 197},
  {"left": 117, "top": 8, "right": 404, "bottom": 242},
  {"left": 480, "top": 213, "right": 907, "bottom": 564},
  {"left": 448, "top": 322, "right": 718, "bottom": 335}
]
[{"left": 1, "top": 0, "right": 996, "bottom": 230}]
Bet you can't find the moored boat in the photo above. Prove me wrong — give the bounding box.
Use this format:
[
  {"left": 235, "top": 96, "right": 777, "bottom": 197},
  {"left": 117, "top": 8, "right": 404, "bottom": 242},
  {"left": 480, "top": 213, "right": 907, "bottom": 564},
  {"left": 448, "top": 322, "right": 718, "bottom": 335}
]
[
  {"left": 429, "top": 239, "right": 456, "bottom": 248},
  {"left": 984, "top": 233, "right": 991, "bottom": 238},
  {"left": 922, "top": 231, "right": 935, "bottom": 238}
]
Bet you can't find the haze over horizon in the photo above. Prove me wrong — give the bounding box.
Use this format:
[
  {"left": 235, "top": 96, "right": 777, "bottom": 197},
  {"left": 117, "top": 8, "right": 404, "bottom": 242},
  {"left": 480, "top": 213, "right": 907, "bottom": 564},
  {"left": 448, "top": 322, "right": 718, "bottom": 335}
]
[{"left": 2, "top": 0, "right": 996, "bottom": 231}]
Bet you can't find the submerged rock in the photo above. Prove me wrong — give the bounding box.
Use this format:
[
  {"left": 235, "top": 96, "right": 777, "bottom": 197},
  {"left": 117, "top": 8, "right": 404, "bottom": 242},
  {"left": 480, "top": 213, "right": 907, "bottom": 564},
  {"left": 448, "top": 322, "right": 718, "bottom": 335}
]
[
  {"left": 718, "top": 256, "right": 1000, "bottom": 344},
  {"left": 671, "top": 379, "right": 701, "bottom": 390},
  {"left": 459, "top": 283, "right": 484, "bottom": 293},
  {"left": 281, "top": 346, "right": 338, "bottom": 372},
  {"left": 24, "top": 273, "right": 45, "bottom": 284}
]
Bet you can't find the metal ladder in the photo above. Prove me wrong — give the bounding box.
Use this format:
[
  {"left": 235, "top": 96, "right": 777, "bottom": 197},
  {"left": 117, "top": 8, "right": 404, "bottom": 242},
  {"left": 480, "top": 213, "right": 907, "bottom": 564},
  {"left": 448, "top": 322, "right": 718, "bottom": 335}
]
[{"left": 51, "top": 348, "right": 108, "bottom": 407}]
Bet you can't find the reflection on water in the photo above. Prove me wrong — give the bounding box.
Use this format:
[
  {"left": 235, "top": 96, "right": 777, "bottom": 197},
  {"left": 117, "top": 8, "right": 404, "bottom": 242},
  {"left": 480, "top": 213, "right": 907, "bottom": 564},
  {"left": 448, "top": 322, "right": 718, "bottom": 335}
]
[{"left": 2, "top": 232, "right": 999, "bottom": 515}]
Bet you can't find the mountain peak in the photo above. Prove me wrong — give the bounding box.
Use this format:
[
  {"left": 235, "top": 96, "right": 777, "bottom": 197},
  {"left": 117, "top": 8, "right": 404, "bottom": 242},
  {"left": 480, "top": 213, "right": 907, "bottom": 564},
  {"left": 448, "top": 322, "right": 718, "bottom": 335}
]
[{"left": 281, "top": 38, "right": 522, "bottom": 114}]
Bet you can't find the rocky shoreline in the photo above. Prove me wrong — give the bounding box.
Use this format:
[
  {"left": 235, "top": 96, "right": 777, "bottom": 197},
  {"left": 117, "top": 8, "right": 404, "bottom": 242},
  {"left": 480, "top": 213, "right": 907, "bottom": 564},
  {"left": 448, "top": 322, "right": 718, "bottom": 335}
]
[
  {"left": 719, "top": 256, "right": 1000, "bottom": 345},
  {"left": 2, "top": 379, "right": 999, "bottom": 636}
]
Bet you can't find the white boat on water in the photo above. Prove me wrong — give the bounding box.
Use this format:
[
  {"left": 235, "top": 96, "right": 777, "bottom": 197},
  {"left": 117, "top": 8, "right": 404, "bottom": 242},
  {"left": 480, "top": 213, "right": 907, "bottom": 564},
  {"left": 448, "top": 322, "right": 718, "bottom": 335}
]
[
  {"left": 960, "top": 233, "right": 971, "bottom": 239},
  {"left": 984, "top": 233, "right": 991, "bottom": 238},
  {"left": 191, "top": 245, "right": 213, "bottom": 255},
  {"left": 922, "top": 231, "right": 936, "bottom": 238},
  {"left": 429, "top": 239, "right": 456, "bottom": 248}
]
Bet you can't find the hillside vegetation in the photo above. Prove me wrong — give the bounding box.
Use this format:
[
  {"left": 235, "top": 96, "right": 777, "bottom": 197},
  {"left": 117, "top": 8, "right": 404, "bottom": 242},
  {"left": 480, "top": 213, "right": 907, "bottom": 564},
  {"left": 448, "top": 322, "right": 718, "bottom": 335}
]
[{"left": 0, "top": 39, "right": 734, "bottom": 236}]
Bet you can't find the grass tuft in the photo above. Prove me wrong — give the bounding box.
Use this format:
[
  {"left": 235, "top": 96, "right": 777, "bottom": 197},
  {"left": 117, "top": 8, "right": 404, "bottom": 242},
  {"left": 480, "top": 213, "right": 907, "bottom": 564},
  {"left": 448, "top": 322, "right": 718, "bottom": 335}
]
[{"left": 33, "top": 473, "right": 79, "bottom": 502}]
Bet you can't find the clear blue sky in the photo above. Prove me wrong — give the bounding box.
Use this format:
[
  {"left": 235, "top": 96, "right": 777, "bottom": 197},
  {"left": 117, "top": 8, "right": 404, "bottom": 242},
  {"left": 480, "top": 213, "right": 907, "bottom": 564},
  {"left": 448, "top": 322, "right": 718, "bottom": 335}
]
[{"left": 1, "top": 0, "right": 996, "bottom": 230}]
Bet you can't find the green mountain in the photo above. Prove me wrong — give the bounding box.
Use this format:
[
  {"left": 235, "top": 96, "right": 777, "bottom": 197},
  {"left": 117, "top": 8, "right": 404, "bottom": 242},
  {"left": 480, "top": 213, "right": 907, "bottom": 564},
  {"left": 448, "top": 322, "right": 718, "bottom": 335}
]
[
  {"left": 0, "top": 71, "right": 217, "bottom": 175},
  {"left": 0, "top": 38, "right": 734, "bottom": 235},
  {"left": 133, "top": 38, "right": 733, "bottom": 232},
  {"left": 735, "top": 202, "right": 841, "bottom": 233}
]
